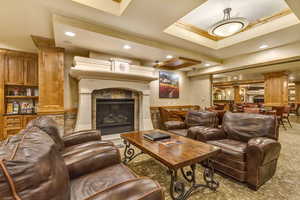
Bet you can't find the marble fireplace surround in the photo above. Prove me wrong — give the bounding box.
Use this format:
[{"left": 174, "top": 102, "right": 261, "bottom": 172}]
[{"left": 70, "top": 56, "right": 158, "bottom": 133}]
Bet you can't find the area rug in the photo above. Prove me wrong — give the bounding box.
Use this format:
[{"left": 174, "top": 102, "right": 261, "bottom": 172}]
[{"left": 120, "top": 121, "right": 300, "bottom": 200}]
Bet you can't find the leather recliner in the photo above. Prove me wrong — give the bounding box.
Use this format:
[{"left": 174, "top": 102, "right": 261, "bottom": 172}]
[
  {"left": 187, "top": 112, "right": 281, "bottom": 190},
  {"left": 0, "top": 117, "right": 164, "bottom": 200},
  {"left": 163, "top": 110, "right": 219, "bottom": 137}
]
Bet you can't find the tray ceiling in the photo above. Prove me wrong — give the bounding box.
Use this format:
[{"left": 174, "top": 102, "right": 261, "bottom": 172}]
[
  {"left": 165, "top": 0, "right": 299, "bottom": 50},
  {"left": 181, "top": 0, "right": 289, "bottom": 31}
]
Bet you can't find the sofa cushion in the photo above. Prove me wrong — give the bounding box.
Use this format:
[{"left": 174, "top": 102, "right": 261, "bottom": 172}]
[
  {"left": 169, "top": 129, "right": 188, "bottom": 137},
  {"left": 70, "top": 163, "right": 137, "bottom": 200},
  {"left": 207, "top": 139, "right": 247, "bottom": 162},
  {"left": 222, "top": 112, "right": 278, "bottom": 142},
  {"left": 185, "top": 111, "right": 218, "bottom": 128},
  {"left": 64, "top": 145, "right": 121, "bottom": 179}
]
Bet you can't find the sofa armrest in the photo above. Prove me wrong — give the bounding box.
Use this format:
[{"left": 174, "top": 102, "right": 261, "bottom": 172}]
[
  {"left": 246, "top": 137, "right": 281, "bottom": 188},
  {"left": 87, "top": 178, "right": 164, "bottom": 200},
  {"left": 63, "top": 130, "right": 101, "bottom": 147},
  {"left": 247, "top": 137, "right": 281, "bottom": 166},
  {"left": 187, "top": 126, "right": 226, "bottom": 142},
  {"left": 164, "top": 121, "right": 186, "bottom": 130},
  {"left": 64, "top": 145, "right": 121, "bottom": 179}
]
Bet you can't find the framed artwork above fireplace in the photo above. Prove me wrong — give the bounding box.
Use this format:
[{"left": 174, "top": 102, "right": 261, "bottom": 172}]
[{"left": 159, "top": 71, "right": 179, "bottom": 98}]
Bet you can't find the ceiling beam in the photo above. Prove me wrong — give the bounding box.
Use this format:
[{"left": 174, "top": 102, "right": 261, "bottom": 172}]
[
  {"left": 187, "top": 42, "right": 300, "bottom": 77},
  {"left": 53, "top": 14, "right": 221, "bottom": 64},
  {"left": 285, "top": 0, "right": 300, "bottom": 19}
]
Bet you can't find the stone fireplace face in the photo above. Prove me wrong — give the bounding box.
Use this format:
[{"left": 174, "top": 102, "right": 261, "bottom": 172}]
[
  {"left": 96, "top": 99, "right": 134, "bottom": 135},
  {"left": 92, "top": 88, "right": 140, "bottom": 135}
]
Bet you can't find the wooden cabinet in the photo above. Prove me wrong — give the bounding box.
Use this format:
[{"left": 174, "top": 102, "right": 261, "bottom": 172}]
[
  {"left": 4, "top": 53, "right": 38, "bottom": 86},
  {"left": 38, "top": 48, "right": 64, "bottom": 114},
  {"left": 24, "top": 57, "right": 38, "bottom": 86},
  {"left": 5, "top": 54, "right": 24, "bottom": 85},
  {"left": 2, "top": 115, "right": 38, "bottom": 139},
  {"left": 0, "top": 49, "right": 39, "bottom": 140}
]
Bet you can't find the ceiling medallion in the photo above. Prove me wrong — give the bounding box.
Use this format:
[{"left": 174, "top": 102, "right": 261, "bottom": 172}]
[{"left": 208, "top": 8, "right": 249, "bottom": 37}]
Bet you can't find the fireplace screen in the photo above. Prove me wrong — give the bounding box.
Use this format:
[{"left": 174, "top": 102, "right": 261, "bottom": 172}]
[{"left": 96, "top": 99, "right": 134, "bottom": 135}]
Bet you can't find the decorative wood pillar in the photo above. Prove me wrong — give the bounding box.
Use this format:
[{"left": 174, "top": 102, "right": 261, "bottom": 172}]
[
  {"left": 295, "top": 82, "right": 300, "bottom": 104},
  {"left": 0, "top": 51, "right": 5, "bottom": 140},
  {"left": 234, "top": 85, "right": 241, "bottom": 103},
  {"left": 264, "top": 71, "right": 288, "bottom": 106},
  {"left": 32, "top": 35, "right": 64, "bottom": 114}
]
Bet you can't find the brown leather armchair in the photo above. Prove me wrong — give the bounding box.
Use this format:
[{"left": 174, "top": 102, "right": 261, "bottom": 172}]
[
  {"left": 163, "top": 111, "right": 219, "bottom": 137},
  {"left": 187, "top": 112, "right": 281, "bottom": 190},
  {"left": 0, "top": 117, "right": 164, "bottom": 200}
]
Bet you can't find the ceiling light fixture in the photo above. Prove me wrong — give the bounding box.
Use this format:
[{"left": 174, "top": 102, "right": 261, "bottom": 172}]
[
  {"left": 123, "top": 44, "right": 131, "bottom": 50},
  {"left": 208, "top": 8, "right": 249, "bottom": 37},
  {"left": 64, "top": 31, "right": 76, "bottom": 37},
  {"left": 259, "top": 44, "right": 269, "bottom": 49},
  {"left": 204, "top": 63, "right": 211, "bottom": 67},
  {"left": 166, "top": 55, "right": 173, "bottom": 59}
]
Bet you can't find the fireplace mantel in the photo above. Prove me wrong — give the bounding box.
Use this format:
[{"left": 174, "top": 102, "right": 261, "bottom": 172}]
[
  {"left": 71, "top": 56, "right": 155, "bottom": 132},
  {"left": 70, "top": 56, "right": 158, "bottom": 82}
]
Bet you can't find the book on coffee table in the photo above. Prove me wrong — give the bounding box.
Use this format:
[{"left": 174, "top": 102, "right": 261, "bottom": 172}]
[{"left": 143, "top": 132, "right": 171, "bottom": 141}]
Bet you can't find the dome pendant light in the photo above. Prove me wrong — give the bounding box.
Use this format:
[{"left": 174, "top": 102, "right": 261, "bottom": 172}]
[{"left": 208, "top": 8, "right": 249, "bottom": 37}]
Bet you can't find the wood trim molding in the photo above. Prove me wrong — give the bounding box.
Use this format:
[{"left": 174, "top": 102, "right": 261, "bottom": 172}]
[
  {"left": 150, "top": 105, "right": 200, "bottom": 110},
  {"left": 213, "top": 79, "right": 264, "bottom": 87},
  {"left": 155, "top": 57, "right": 201, "bottom": 70},
  {"left": 177, "top": 9, "right": 293, "bottom": 41}
]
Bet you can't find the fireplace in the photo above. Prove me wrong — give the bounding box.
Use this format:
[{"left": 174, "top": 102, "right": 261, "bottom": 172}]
[{"left": 96, "top": 99, "right": 135, "bottom": 135}]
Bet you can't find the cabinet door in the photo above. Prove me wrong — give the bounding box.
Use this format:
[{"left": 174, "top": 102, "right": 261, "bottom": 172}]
[
  {"left": 4, "top": 128, "right": 22, "bottom": 138},
  {"left": 5, "top": 55, "right": 24, "bottom": 85},
  {"left": 24, "top": 57, "right": 38, "bottom": 86}
]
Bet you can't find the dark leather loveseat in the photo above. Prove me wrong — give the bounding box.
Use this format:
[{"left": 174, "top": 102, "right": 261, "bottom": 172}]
[
  {"left": 187, "top": 112, "right": 281, "bottom": 190},
  {"left": 0, "top": 116, "right": 164, "bottom": 200},
  {"left": 163, "top": 110, "right": 219, "bottom": 137}
]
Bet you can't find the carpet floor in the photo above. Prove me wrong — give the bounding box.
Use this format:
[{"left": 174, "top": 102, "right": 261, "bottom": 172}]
[{"left": 120, "top": 118, "right": 300, "bottom": 200}]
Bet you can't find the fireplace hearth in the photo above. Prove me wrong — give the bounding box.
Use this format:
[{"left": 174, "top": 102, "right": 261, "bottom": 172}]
[{"left": 96, "top": 99, "right": 134, "bottom": 135}]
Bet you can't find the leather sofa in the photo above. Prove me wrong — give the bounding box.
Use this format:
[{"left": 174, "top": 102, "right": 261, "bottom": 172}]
[
  {"left": 0, "top": 116, "right": 164, "bottom": 200},
  {"left": 187, "top": 112, "right": 281, "bottom": 190},
  {"left": 163, "top": 110, "right": 219, "bottom": 137}
]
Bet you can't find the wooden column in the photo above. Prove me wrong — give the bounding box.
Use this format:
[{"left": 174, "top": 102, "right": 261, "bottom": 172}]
[
  {"left": 295, "top": 82, "right": 300, "bottom": 104},
  {"left": 32, "top": 36, "right": 64, "bottom": 115},
  {"left": 0, "top": 51, "right": 5, "bottom": 140},
  {"left": 234, "top": 85, "right": 241, "bottom": 103},
  {"left": 264, "top": 71, "right": 288, "bottom": 106}
]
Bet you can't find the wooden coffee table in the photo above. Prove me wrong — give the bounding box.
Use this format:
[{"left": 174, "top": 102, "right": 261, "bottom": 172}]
[{"left": 121, "top": 129, "right": 221, "bottom": 200}]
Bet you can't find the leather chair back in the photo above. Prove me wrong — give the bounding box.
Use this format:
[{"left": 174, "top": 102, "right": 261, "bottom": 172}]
[
  {"left": 0, "top": 127, "right": 70, "bottom": 200},
  {"left": 185, "top": 111, "right": 219, "bottom": 128},
  {"left": 26, "top": 116, "right": 65, "bottom": 151},
  {"left": 222, "top": 112, "right": 278, "bottom": 142}
]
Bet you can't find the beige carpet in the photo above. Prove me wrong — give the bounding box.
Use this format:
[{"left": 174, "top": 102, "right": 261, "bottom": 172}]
[{"left": 121, "top": 118, "right": 300, "bottom": 200}]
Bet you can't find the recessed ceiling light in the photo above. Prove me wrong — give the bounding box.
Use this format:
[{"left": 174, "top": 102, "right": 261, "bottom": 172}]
[
  {"left": 289, "top": 76, "right": 295, "bottom": 80},
  {"left": 166, "top": 55, "right": 173, "bottom": 59},
  {"left": 123, "top": 44, "right": 131, "bottom": 50},
  {"left": 259, "top": 44, "right": 268, "bottom": 49},
  {"left": 65, "top": 31, "right": 76, "bottom": 37},
  {"left": 204, "top": 63, "right": 211, "bottom": 67}
]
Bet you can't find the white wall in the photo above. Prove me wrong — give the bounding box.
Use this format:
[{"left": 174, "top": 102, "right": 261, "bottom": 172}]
[
  {"left": 149, "top": 70, "right": 192, "bottom": 106},
  {"left": 189, "top": 75, "right": 212, "bottom": 108}
]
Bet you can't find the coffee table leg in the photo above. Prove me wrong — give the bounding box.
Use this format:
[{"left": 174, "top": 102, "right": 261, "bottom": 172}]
[
  {"left": 123, "top": 139, "right": 143, "bottom": 164},
  {"left": 202, "top": 160, "right": 219, "bottom": 191},
  {"left": 169, "top": 161, "right": 219, "bottom": 200}
]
